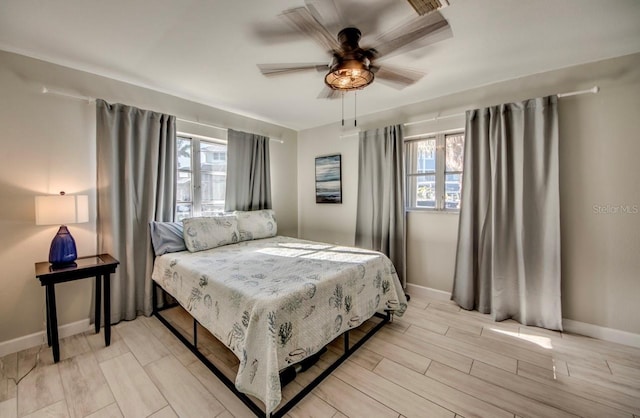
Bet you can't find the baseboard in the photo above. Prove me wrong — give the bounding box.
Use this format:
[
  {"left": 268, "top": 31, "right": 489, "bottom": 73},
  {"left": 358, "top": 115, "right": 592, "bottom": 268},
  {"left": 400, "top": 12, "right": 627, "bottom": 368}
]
[
  {"left": 405, "top": 283, "right": 640, "bottom": 349},
  {"left": 406, "top": 282, "right": 452, "bottom": 301},
  {"left": 0, "top": 319, "right": 92, "bottom": 358},
  {"left": 562, "top": 319, "right": 640, "bottom": 349}
]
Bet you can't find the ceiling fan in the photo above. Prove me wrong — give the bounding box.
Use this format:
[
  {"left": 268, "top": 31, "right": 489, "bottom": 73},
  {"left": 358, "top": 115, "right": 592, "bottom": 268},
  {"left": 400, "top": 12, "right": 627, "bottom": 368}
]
[{"left": 257, "top": 0, "right": 452, "bottom": 98}]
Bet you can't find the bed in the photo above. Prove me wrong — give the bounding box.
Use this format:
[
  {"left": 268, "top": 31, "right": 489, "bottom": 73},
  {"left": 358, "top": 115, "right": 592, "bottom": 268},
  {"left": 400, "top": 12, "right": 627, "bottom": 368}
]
[{"left": 150, "top": 211, "right": 407, "bottom": 416}]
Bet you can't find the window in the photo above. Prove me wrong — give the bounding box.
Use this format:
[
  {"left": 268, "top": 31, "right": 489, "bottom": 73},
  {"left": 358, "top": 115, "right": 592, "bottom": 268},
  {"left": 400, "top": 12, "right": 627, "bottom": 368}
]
[
  {"left": 405, "top": 131, "right": 464, "bottom": 211},
  {"left": 176, "top": 135, "right": 227, "bottom": 221}
]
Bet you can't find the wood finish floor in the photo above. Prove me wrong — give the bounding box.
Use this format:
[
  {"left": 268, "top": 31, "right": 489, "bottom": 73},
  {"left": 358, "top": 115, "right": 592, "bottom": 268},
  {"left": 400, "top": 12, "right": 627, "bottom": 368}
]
[{"left": 1, "top": 293, "right": 640, "bottom": 418}]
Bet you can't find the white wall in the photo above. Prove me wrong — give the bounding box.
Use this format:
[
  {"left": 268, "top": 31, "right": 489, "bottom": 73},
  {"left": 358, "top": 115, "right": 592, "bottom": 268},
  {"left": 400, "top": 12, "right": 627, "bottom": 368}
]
[
  {"left": 297, "top": 124, "right": 359, "bottom": 246},
  {"left": 298, "top": 53, "right": 640, "bottom": 335},
  {"left": 0, "top": 50, "right": 298, "bottom": 346}
]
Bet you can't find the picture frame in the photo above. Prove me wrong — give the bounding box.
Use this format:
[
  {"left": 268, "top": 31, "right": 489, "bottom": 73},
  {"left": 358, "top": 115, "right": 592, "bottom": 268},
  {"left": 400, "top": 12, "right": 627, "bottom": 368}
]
[{"left": 315, "top": 154, "right": 342, "bottom": 204}]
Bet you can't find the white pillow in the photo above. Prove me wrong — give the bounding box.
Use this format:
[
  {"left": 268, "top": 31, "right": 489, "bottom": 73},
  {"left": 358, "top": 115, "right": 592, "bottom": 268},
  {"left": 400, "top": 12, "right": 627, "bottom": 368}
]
[
  {"left": 183, "top": 216, "right": 239, "bottom": 252},
  {"left": 234, "top": 209, "right": 277, "bottom": 241}
]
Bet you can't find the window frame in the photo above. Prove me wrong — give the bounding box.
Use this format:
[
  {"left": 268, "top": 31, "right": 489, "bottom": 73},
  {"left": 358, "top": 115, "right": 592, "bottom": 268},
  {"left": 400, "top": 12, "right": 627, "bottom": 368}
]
[
  {"left": 405, "top": 129, "right": 465, "bottom": 212},
  {"left": 176, "top": 134, "right": 227, "bottom": 221}
]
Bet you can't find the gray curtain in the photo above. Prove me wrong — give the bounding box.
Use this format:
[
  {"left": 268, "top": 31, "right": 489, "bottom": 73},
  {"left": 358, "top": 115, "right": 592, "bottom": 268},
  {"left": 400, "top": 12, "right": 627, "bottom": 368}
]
[
  {"left": 224, "top": 129, "right": 272, "bottom": 211},
  {"left": 96, "top": 99, "right": 176, "bottom": 322},
  {"left": 355, "top": 125, "right": 406, "bottom": 287},
  {"left": 452, "top": 96, "right": 562, "bottom": 330}
]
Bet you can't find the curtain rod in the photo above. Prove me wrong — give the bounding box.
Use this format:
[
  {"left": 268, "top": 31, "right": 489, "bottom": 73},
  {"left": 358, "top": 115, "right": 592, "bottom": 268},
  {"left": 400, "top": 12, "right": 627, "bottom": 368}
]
[
  {"left": 403, "top": 86, "right": 600, "bottom": 128},
  {"left": 41, "top": 87, "right": 284, "bottom": 144}
]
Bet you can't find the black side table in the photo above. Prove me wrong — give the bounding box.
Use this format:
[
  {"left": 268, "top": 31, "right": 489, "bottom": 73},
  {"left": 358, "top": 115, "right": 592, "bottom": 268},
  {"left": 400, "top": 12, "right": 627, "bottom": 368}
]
[{"left": 35, "top": 254, "right": 119, "bottom": 362}]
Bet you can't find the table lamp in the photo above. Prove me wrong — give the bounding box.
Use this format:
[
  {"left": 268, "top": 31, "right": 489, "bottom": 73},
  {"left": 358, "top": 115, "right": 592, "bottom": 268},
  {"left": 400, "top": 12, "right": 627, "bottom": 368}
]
[{"left": 35, "top": 191, "right": 89, "bottom": 266}]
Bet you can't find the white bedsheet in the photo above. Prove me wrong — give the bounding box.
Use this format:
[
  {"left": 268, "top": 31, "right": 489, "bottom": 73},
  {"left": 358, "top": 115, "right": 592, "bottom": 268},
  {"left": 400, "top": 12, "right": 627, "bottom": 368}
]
[{"left": 151, "top": 236, "right": 407, "bottom": 414}]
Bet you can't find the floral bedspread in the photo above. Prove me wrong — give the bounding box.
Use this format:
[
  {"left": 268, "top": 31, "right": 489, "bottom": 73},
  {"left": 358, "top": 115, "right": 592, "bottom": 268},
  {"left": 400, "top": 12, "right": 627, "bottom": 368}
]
[{"left": 151, "top": 236, "right": 407, "bottom": 414}]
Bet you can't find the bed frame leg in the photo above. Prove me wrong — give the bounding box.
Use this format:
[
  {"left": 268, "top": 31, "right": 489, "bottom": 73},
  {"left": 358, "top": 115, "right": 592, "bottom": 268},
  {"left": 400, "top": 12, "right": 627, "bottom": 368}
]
[
  {"left": 152, "top": 281, "right": 157, "bottom": 315},
  {"left": 193, "top": 319, "right": 198, "bottom": 349},
  {"left": 344, "top": 330, "right": 350, "bottom": 352}
]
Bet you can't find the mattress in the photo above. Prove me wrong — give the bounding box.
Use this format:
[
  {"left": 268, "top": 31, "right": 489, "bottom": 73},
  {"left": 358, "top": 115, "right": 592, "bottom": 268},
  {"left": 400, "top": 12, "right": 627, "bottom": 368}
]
[{"left": 151, "top": 235, "right": 407, "bottom": 413}]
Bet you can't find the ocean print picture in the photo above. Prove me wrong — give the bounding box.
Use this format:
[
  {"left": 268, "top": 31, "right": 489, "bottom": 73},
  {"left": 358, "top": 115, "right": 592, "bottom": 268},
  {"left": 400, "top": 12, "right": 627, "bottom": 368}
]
[{"left": 315, "top": 154, "right": 342, "bottom": 203}]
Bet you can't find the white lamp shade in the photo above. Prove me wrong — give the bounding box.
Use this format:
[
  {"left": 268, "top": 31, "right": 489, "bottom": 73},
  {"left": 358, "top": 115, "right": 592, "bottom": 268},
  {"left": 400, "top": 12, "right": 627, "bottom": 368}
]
[{"left": 35, "top": 194, "right": 89, "bottom": 225}]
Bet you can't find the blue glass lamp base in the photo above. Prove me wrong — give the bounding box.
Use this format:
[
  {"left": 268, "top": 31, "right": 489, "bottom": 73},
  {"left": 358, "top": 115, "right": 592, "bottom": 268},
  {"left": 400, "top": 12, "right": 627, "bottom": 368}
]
[{"left": 49, "top": 225, "right": 78, "bottom": 266}]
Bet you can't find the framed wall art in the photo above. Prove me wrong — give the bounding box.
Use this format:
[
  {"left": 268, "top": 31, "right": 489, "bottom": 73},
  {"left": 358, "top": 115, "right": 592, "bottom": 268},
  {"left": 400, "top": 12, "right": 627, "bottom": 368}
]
[{"left": 315, "top": 154, "right": 342, "bottom": 204}]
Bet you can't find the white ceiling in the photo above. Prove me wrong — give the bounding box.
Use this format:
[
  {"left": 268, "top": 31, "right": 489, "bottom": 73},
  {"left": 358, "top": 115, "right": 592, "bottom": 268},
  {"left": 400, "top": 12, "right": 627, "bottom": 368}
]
[{"left": 1, "top": 0, "right": 639, "bottom": 130}]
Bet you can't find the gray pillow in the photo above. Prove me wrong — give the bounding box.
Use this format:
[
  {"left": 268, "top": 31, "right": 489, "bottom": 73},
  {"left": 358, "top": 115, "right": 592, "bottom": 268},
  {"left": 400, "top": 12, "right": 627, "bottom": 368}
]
[{"left": 149, "top": 221, "right": 187, "bottom": 256}]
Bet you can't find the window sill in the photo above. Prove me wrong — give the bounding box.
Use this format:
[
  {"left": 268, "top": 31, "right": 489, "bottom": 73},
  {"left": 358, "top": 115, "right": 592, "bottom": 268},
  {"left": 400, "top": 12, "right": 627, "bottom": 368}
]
[{"left": 405, "top": 208, "right": 460, "bottom": 215}]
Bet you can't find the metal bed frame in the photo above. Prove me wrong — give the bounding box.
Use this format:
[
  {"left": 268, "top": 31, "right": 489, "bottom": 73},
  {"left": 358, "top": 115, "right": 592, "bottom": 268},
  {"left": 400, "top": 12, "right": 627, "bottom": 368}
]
[{"left": 152, "top": 280, "right": 391, "bottom": 417}]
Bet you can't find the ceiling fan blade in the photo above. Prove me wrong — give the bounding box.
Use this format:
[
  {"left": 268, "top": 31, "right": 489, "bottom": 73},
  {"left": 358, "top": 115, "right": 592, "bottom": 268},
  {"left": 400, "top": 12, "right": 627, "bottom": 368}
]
[
  {"left": 258, "top": 63, "right": 329, "bottom": 76},
  {"left": 281, "top": 7, "right": 341, "bottom": 52},
  {"left": 317, "top": 86, "right": 342, "bottom": 99},
  {"left": 372, "top": 65, "right": 425, "bottom": 89},
  {"left": 406, "top": 0, "right": 449, "bottom": 16},
  {"left": 372, "top": 11, "right": 451, "bottom": 59},
  {"left": 305, "top": 0, "right": 344, "bottom": 34}
]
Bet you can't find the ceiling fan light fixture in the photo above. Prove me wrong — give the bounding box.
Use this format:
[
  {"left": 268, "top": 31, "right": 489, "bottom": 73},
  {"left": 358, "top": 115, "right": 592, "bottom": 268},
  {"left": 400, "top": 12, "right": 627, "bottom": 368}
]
[{"left": 324, "top": 59, "right": 374, "bottom": 91}]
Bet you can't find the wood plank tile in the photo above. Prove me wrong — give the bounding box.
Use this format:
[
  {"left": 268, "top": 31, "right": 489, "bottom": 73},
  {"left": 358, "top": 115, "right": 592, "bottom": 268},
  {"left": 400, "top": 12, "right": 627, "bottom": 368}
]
[
  {"left": 16, "top": 361, "right": 64, "bottom": 416},
  {"left": 384, "top": 317, "right": 413, "bottom": 334},
  {"left": 100, "top": 352, "right": 167, "bottom": 418},
  {"left": 608, "top": 361, "right": 640, "bottom": 384},
  {"left": 201, "top": 347, "right": 240, "bottom": 382},
  {"left": 85, "top": 327, "right": 130, "bottom": 363},
  {"left": 374, "top": 358, "right": 513, "bottom": 418},
  {"left": 115, "top": 319, "right": 170, "bottom": 366},
  {"left": 519, "top": 325, "right": 562, "bottom": 339},
  {"left": 21, "top": 399, "right": 68, "bottom": 418},
  {"left": 447, "top": 327, "right": 560, "bottom": 372},
  {"left": 215, "top": 410, "right": 234, "bottom": 418},
  {"left": 58, "top": 351, "right": 115, "bottom": 418},
  {"left": 568, "top": 362, "right": 640, "bottom": 398},
  {"left": 517, "top": 360, "right": 640, "bottom": 416},
  {"left": 407, "top": 325, "right": 518, "bottom": 373},
  {"left": 516, "top": 360, "right": 566, "bottom": 381},
  {"left": 334, "top": 360, "right": 454, "bottom": 418},
  {"left": 398, "top": 306, "right": 452, "bottom": 333},
  {"left": 481, "top": 327, "right": 569, "bottom": 375},
  {"left": 145, "top": 354, "right": 225, "bottom": 418},
  {"left": 562, "top": 333, "right": 640, "bottom": 366},
  {"left": 0, "top": 398, "right": 16, "bottom": 418},
  {"left": 139, "top": 315, "right": 177, "bottom": 342},
  {"left": 377, "top": 328, "right": 473, "bottom": 373},
  {"left": 84, "top": 403, "right": 123, "bottom": 418},
  {"left": 150, "top": 405, "right": 179, "bottom": 418},
  {"left": 187, "top": 360, "right": 255, "bottom": 418},
  {"left": 6, "top": 295, "right": 640, "bottom": 418},
  {"left": 426, "top": 361, "right": 577, "bottom": 418},
  {"left": 361, "top": 336, "right": 431, "bottom": 374},
  {"left": 426, "top": 305, "right": 518, "bottom": 334},
  {"left": 287, "top": 393, "right": 338, "bottom": 418},
  {"left": 512, "top": 330, "right": 617, "bottom": 373},
  {"left": 163, "top": 338, "right": 199, "bottom": 368},
  {"left": 340, "top": 346, "right": 383, "bottom": 371},
  {"left": 281, "top": 380, "right": 305, "bottom": 407},
  {"left": 405, "top": 299, "right": 429, "bottom": 311},
  {"left": 18, "top": 345, "right": 54, "bottom": 377},
  {"left": 470, "top": 360, "right": 629, "bottom": 418},
  {"left": 0, "top": 352, "right": 17, "bottom": 402},
  {"left": 312, "top": 375, "right": 399, "bottom": 418},
  {"left": 426, "top": 300, "right": 461, "bottom": 313},
  {"left": 59, "top": 333, "right": 91, "bottom": 361}
]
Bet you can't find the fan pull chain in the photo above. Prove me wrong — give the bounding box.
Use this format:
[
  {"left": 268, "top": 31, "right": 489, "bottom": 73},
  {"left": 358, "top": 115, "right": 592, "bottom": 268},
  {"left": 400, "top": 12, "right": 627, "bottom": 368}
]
[
  {"left": 341, "top": 91, "right": 345, "bottom": 127},
  {"left": 354, "top": 90, "right": 357, "bottom": 127}
]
